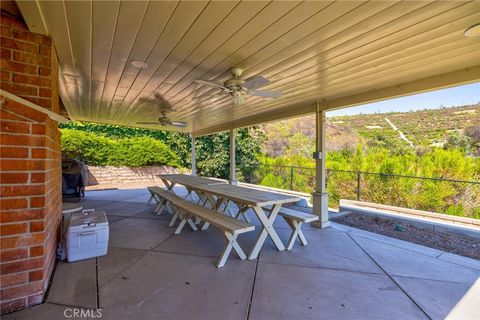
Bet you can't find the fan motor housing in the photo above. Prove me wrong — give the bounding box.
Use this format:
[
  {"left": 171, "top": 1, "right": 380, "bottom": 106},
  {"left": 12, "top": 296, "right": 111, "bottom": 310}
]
[{"left": 224, "top": 78, "right": 245, "bottom": 89}]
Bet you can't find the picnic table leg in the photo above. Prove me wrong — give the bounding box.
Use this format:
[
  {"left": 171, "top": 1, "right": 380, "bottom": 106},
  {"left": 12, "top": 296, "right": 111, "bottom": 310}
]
[
  {"left": 217, "top": 232, "right": 246, "bottom": 268},
  {"left": 249, "top": 204, "right": 285, "bottom": 259},
  {"left": 160, "top": 179, "right": 176, "bottom": 192},
  {"left": 200, "top": 194, "right": 223, "bottom": 231},
  {"left": 234, "top": 203, "right": 251, "bottom": 223},
  {"left": 283, "top": 217, "right": 307, "bottom": 250}
]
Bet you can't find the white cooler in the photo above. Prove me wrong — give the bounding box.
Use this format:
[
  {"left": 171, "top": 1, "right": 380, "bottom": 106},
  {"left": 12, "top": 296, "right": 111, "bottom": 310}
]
[{"left": 67, "top": 209, "right": 109, "bottom": 262}]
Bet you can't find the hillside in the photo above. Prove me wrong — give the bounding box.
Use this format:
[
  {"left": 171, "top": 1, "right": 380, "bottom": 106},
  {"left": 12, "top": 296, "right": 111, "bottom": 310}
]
[{"left": 261, "top": 104, "right": 480, "bottom": 157}]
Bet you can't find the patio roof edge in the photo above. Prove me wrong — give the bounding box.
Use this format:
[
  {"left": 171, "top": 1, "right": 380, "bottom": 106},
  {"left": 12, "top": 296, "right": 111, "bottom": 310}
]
[{"left": 193, "top": 66, "right": 480, "bottom": 136}]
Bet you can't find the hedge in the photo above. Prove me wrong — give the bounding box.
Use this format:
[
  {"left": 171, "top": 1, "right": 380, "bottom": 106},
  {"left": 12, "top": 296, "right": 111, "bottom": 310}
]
[{"left": 61, "top": 129, "right": 179, "bottom": 167}]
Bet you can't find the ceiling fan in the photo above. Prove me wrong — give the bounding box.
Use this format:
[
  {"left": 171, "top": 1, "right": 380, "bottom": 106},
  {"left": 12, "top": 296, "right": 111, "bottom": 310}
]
[
  {"left": 136, "top": 93, "right": 187, "bottom": 128},
  {"left": 194, "top": 67, "right": 282, "bottom": 105},
  {"left": 137, "top": 110, "right": 187, "bottom": 128}
]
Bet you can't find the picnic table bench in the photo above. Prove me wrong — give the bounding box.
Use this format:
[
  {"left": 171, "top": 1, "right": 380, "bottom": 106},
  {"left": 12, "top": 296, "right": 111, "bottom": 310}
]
[{"left": 148, "top": 186, "right": 254, "bottom": 268}]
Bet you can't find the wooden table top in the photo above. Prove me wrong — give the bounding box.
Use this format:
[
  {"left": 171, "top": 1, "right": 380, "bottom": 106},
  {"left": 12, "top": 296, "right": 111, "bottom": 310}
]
[
  {"left": 191, "top": 183, "right": 302, "bottom": 207},
  {"left": 158, "top": 174, "right": 227, "bottom": 187}
]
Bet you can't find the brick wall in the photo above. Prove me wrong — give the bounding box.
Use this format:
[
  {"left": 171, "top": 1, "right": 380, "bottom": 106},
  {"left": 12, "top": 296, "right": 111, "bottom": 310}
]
[
  {"left": 1, "top": 11, "right": 62, "bottom": 314},
  {"left": 87, "top": 166, "right": 179, "bottom": 186}
]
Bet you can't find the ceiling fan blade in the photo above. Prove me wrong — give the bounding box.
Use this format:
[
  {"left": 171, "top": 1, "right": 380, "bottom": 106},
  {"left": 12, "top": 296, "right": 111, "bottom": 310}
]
[
  {"left": 194, "top": 80, "right": 227, "bottom": 90},
  {"left": 250, "top": 90, "right": 282, "bottom": 98},
  {"left": 243, "top": 76, "right": 269, "bottom": 90},
  {"left": 170, "top": 121, "right": 188, "bottom": 128},
  {"left": 136, "top": 122, "right": 160, "bottom": 125}
]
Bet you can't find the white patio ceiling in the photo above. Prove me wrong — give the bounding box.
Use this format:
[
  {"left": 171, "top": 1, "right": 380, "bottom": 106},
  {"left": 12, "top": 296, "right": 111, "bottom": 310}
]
[{"left": 17, "top": 1, "right": 480, "bottom": 135}]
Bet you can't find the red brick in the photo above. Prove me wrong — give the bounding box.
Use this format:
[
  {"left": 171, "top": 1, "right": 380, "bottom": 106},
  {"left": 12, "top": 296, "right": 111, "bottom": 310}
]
[
  {"left": 38, "top": 67, "right": 50, "bottom": 77},
  {"left": 0, "top": 248, "right": 28, "bottom": 262},
  {"left": 12, "top": 73, "right": 51, "bottom": 87},
  {"left": 1, "top": 100, "right": 49, "bottom": 122},
  {"left": 31, "top": 124, "right": 46, "bottom": 135},
  {"left": 13, "top": 51, "right": 51, "bottom": 67},
  {"left": 0, "top": 160, "right": 45, "bottom": 171},
  {"left": 1, "top": 25, "right": 12, "bottom": 38},
  {"left": 1, "top": 37, "right": 18, "bottom": 50},
  {"left": 28, "top": 270, "right": 43, "bottom": 282},
  {"left": 1, "top": 209, "right": 44, "bottom": 223},
  {"left": 0, "top": 233, "right": 45, "bottom": 250},
  {"left": 0, "top": 297, "right": 26, "bottom": 314},
  {"left": 38, "top": 88, "right": 51, "bottom": 98},
  {"left": 0, "top": 185, "right": 45, "bottom": 197},
  {"left": 11, "top": 29, "right": 50, "bottom": 46},
  {"left": 1, "top": 83, "right": 37, "bottom": 96},
  {"left": 31, "top": 148, "right": 45, "bottom": 159},
  {"left": 0, "top": 147, "right": 29, "bottom": 158},
  {"left": 0, "top": 59, "right": 37, "bottom": 75},
  {"left": 1, "top": 70, "right": 10, "bottom": 81},
  {"left": 29, "top": 246, "right": 44, "bottom": 257},
  {"left": 30, "top": 172, "right": 45, "bottom": 183},
  {"left": 30, "top": 221, "right": 44, "bottom": 232},
  {"left": 0, "top": 281, "right": 43, "bottom": 301},
  {"left": 1, "top": 48, "right": 10, "bottom": 59},
  {"left": 20, "top": 97, "right": 51, "bottom": 109},
  {"left": 0, "top": 121, "right": 30, "bottom": 133},
  {"left": 0, "top": 109, "right": 31, "bottom": 122},
  {"left": 30, "top": 197, "right": 45, "bottom": 208},
  {"left": 0, "top": 197, "right": 28, "bottom": 209},
  {"left": 1, "top": 36, "right": 38, "bottom": 53},
  {"left": 27, "top": 293, "right": 43, "bottom": 305},
  {"left": 0, "top": 273, "right": 27, "bottom": 287},
  {"left": 1, "top": 134, "right": 46, "bottom": 147},
  {"left": 38, "top": 45, "right": 51, "bottom": 57},
  {"left": 0, "top": 223, "right": 28, "bottom": 236},
  {"left": 1, "top": 14, "right": 27, "bottom": 29}
]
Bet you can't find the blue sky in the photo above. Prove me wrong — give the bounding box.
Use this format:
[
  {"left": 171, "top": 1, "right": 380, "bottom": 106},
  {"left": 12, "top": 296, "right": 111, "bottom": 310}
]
[{"left": 327, "top": 82, "right": 480, "bottom": 117}]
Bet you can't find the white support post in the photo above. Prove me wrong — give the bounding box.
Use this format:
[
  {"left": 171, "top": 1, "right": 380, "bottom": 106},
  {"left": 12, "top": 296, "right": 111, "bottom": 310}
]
[
  {"left": 191, "top": 133, "right": 196, "bottom": 176},
  {"left": 229, "top": 128, "right": 237, "bottom": 185},
  {"left": 312, "top": 102, "right": 330, "bottom": 229}
]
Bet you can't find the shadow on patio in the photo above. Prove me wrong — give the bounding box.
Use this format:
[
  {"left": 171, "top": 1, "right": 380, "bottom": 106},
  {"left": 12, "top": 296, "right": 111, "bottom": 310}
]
[{"left": 5, "top": 187, "right": 480, "bottom": 320}]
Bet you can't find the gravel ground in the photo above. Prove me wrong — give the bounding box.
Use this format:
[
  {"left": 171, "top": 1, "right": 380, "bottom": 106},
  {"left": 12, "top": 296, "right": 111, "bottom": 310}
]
[{"left": 332, "top": 213, "right": 480, "bottom": 260}]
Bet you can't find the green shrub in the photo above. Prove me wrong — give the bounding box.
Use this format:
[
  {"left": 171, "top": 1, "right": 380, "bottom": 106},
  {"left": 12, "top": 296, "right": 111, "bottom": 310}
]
[
  {"left": 61, "top": 129, "right": 111, "bottom": 165},
  {"left": 108, "top": 136, "right": 179, "bottom": 167},
  {"left": 60, "top": 129, "right": 179, "bottom": 167}
]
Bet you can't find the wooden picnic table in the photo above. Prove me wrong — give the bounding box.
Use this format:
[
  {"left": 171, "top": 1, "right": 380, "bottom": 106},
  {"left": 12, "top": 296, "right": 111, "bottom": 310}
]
[
  {"left": 159, "top": 174, "right": 302, "bottom": 260},
  {"left": 158, "top": 174, "right": 227, "bottom": 191}
]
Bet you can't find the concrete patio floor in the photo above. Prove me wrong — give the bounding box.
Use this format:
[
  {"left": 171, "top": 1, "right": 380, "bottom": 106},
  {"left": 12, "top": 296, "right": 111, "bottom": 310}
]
[{"left": 4, "top": 188, "right": 480, "bottom": 320}]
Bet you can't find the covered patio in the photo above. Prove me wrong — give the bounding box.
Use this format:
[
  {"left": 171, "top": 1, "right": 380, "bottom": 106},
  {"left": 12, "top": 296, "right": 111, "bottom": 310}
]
[
  {"left": 1, "top": 0, "right": 480, "bottom": 318},
  {"left": 4, "top": 187, "right": 480, "bottom": 320}
]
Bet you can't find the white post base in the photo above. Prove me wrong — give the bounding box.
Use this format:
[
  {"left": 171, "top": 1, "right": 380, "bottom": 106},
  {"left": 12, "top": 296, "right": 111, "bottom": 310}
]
[
  {"left": 311, "top": 192, "right": 330, "bottom": 229},
  {"left": 229, "top": 179, "right": 238, "bottom": 185}
]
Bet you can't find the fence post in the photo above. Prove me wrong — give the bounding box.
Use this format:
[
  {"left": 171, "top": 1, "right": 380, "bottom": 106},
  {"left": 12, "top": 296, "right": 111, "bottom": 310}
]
[
  {"left": 356, "top": 171, "right": 361, "bottom": 201},
  {"left": 290, "top": 166, "right": 294, "bottom": 191}
]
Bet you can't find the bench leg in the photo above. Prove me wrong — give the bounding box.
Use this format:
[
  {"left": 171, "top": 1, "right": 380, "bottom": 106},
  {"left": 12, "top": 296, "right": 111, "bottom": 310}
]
[
  {"left": 147, "top": 194, "right": 154, "bottom": 204},
  {"left": 217, "top": 232, "right": 246, "bottom": 268},
  {"left": 173, "top": 211, "right": 198, "bottom": 234},
  {"left": 154, "top": 199, "right": 167, "bottom": 214},
  {"left": 284, "top": 217, "right": 307, "bottom": 250},
  {"left": 168, "top": 211, "right": 179, "bottom": 227}
]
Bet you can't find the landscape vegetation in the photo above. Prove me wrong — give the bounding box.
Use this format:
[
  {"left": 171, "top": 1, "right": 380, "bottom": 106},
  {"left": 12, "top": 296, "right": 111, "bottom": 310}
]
[{"left": 61, "top": 104, "right": 480, "bottom": 218}]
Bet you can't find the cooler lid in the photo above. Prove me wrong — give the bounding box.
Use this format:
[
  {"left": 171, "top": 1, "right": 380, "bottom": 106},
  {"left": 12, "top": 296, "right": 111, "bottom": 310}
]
[{"left": 68, "top": 210, "right": 108, "bottom": 233}]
